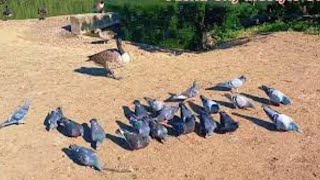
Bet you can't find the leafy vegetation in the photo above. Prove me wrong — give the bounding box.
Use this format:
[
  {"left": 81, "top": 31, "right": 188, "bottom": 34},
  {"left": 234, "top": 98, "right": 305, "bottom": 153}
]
[{"left": 1, "top": 0, "right": 319, "bottom": 50}]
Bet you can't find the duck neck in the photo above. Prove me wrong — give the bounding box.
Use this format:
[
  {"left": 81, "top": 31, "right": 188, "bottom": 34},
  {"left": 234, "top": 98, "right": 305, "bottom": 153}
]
[{"left": 117, "top": 42, "right": 125, "bottom": 55}]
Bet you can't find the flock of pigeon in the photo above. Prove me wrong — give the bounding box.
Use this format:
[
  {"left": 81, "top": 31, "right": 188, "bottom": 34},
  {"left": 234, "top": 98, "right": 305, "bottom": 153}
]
[{"left": 0, "top": 75, "right": 301, "bottom": 172}]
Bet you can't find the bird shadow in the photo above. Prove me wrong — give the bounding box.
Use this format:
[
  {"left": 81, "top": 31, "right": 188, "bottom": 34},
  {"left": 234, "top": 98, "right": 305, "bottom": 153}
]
[
  {"left": 106, "top": 133, "right": 131, "bottom": 150},
  {"left": 116, "top": 120, "right": 135, "bottom": 132},
  {"left": 215, "top": 37, "right": 250, "bottom": 50},
  {"left": 81, "top": 123, "right": 92, "bottom": 144},
  {"left": 240, "top": 93, "right": 269, "bottom": 105},
  {"left": 206, "top": 86, "right": 231, "bottom": 92},
  {"left": 187, "top": 101, "right": 205, "bottom": 115},
  {"left": 74, "top": 67, "right": 107, "bottom": 77},
  {"left": 128, "top": 41, "right": 185, "bottom": 56},
  {"left": 164, "top": 93, "right": 184, "bottom": 103},
  {"left": 43, "top": 112, "right": 51, "bottom": 131},
  {"left": 193, "top": 120, "right": 205, "bottom": 138},
  {"left": 213, "top": 99, "right": 235, "bottom": 109},
  {"left": 91, "top": 40, "right": 109, "bottom": 44},
  {"left": 166, "top": 115, "right": 182, "bottom": 137},
  {"left": 122, "top": 106, "right": 134, "bottom": 121},
  {"left": 232, "top": 112, "right": 277, "bottom": 131},
  {"left": 61, "top": 25, "right": 71, "bottom": 32}
]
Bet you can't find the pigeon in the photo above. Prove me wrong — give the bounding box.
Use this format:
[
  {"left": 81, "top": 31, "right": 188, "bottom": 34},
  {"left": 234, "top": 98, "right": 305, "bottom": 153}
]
[
  {"left": 171, "top": 81, "right": 200, "bottom": 101},
  {"left": 38, "top": 6, "right": 48, "bottom": 20},
  {"left": 58, "top": 117, "right": 84, "bottom": 137},
  {"left": 0, "top": 100, "right": 31, "bottom": 129},
  {"left": 117, "top": 127, "right": 150, "bottom": 150},
  {"left": 133, "top": 100, "right": 149, "bottom": 119},
  {"left": 3, "top": 5, "right": 12, "bottom": 21},
  {"left": 170, "top": 103, "right": 196, "bottom": 135},
  {"left": 260, "top": 85, "right": 291, "bottom": 105},
  {"left": 155, "top": 105, "right": 179, "bottom": 122},
  {"left": 68, "top": 145, "right": 103, "bottom": 171},
  {"left": 262, "top": 105, "right": 300, "bottom": 132},
  {"left": 47, "top": 107, "right": 63, "bottom": 131},
  {"left": 129, "top": 115, "right": 150, "bottom": 137},
  {"left": 149, "top": 119, "right": 168, "bottom": 142},
  {"left": 144, "top": 97, "right": 165, "bottom": 112},
  {"left": 216, "top": 75, "right": 247, "bottom": 92},
  {"left": 217, "top": 111, "right": 239, "bottom": 133},
  {"left": 199, "top": 111, "right": 217, "bottom": 138},
  {"left": 200, "top": 95, "right": 220, "bottom": 114},
  {"left": 229, "top": 94, "right": 255, "bottom": 109},
  {"left": 90, "top": 119, "right": 106, "bottom": 149}
]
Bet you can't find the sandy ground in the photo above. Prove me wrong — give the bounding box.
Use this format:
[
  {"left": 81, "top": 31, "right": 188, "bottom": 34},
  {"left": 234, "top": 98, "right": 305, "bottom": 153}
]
[{"left": 0, "top": 16, "right": 319, "bottom": 180}]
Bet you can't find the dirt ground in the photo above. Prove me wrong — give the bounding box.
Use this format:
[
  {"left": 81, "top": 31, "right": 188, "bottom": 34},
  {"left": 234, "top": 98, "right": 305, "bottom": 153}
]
[{"left": 0, "top": 16, "right": 319, "bottom": 180}]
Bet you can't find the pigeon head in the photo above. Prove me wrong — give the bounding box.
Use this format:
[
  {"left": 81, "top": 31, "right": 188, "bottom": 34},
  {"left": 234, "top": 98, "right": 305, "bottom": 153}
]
[
  {"left": 282, "top": 96, "right": 291, "bottom": 105},
  {"left": 259, "top": 85, "right": 270, "bottom": 92},
  {"left": 69, "top": 144, "right": 78, "bottom": 150},
  {"left": 90, "top": 118, "right": 98, "bottom": 124},
  {"left": 116, "top": 38, "right": 123, "bottom": 45},
  {"left": 219, "top": 111, "right": 226, "bottom": 116},
  {"left": 200, "top": 95, "right": 208, "bottom": 102},
  {"left": 100, "top": 0, "right": 104, "bottom": 4},
  {"left": 288, "top": 122, "right": 300, "bottom": 132},
  {"left": 133, "top": 100, "right": 140, "bottom": 106},
  {"left": 239, "top": 75, "right": 247, "bottom": 82}
]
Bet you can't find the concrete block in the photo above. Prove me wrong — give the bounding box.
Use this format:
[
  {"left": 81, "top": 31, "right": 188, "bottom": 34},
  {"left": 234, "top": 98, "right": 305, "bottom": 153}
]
[{"left": 70, "top": 13, "right": 120, "bottom": 35}]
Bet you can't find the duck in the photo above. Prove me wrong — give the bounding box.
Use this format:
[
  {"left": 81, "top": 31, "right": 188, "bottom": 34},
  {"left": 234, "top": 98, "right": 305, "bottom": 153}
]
[
  {"left": 38, "top": 6, "right": 48, "bottom": 20},
  {"left": 86, "top": 38, "right": 130, "bottom": 80},
  {"left": 3, "top": 5, "right": 12, "bottom": 21}
]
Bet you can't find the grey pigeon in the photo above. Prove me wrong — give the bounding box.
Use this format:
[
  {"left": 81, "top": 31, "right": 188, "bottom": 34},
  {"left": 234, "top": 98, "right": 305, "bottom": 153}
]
[
  {"left": 262, "top": 105, "right": 300, "bottom": 132},
  {"left": 47, "top": 107, "right": 63, "bottom": 131},
  {"left": 0, "top": 100, "right": 31, "bottom": 129},
  {"left": 172, "top": 81, "right": 200, "bottom": 101},
  {"left": 68, "top": 144, "right": 103, "bottom": 171},
  {"left": 155, "top": 105, "right": 179, "bottom": 122},
  {"left": 38, "top": 6, "right": 48, "bottom": 20},
  {"left": 90, "top": 119, "right": 106, "bottom": 149},
  {"left": 129, "top": 115, "right": 150, "bottom": 137},
  {"left": 216, "top": 75, "right": 247, "bottom": 92},
  {"left": 133, "top": 100, "right": 149, "bottom": 119},
  {"left": 260, "top": 85, "right": 291, "bottom": 105},
  {"left": 199, "top": 111, "right": 217, "bottom": 138},
  {"left": 217, "top": 111, "right": 239, "bottom": 133},
  {"left": 229, "top": 94, "right": 255, "bottom": 109},
  {"left": 59, "top": 117, "right": 84, "bottom": 137},
  {"left": 200, "top": 95, "right": 220, "bottom": 114},
  {"left": 170, "top": 103, "right": 195, "bottom": 135},
  {"left": 144, "top": 97, "right": 165, "bottom": 112},
  {"left": 3, "top": 5, "right": 12, "bottom": 21},
  {"left": 117, "top": 127, "right": 150, "bottom": 150},
  {"left": 149, "top": 119, "right": 168, "bottom": 142}
]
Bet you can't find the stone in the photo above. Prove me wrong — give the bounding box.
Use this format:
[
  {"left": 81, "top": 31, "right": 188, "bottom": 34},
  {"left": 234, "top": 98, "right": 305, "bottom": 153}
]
[{"left": 69, "top": 13, "right": 120, "bottom": 35}]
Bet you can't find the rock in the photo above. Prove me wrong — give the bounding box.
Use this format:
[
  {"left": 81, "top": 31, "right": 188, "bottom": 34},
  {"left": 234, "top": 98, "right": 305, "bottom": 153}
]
[{"left": 70, "top": 13, "right": 120, "bottom": 35}]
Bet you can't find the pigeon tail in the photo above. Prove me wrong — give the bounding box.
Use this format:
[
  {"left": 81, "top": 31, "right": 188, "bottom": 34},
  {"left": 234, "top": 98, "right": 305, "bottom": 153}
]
[{"left": 262, "top": 105, "right": 278, "bottom": 121}]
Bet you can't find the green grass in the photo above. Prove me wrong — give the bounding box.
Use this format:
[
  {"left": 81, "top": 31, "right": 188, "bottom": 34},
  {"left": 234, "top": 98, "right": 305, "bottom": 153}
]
[
  {"left": 212, "top": 20, "right": 320, "bottom": 44},
  {"left": 2, "top": 0, "right": 319, "bottom": 50}
]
